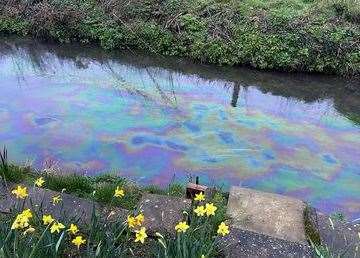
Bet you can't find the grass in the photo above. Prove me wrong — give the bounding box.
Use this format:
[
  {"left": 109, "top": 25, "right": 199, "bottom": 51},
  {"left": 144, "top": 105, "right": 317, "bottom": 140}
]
[
  {"left": 1, "top": 165, "right": 186, "bottom": 210},
  {"left": 42, "top": 174, "right": 93, "bottom": 197},
  {"left": 0, "top": 0, "right": 359, "bottom": 76},
  {"left": 1, "top": 147, "right": 27, "bottom": 184}
]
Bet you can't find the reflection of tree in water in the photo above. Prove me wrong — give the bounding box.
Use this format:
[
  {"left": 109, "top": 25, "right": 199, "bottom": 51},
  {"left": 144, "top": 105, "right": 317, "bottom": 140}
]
[
  {"left": 102, "top": 61, "right": 180, "bottom": 113},
  {"left": 1, "top": 36, "right": 359, "bottom": 126},
  {"left": 231, "top": 83, "right": 240, "bottom": 107}
]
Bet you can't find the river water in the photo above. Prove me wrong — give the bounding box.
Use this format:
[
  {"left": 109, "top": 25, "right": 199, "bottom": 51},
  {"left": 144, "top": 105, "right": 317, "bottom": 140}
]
[{"left": 0, "top": 37, "right": 359, "bottom": 219}]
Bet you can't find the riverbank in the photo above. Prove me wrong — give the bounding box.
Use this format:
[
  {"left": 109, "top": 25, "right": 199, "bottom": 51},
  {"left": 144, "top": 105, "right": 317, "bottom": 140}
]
[
  {"left": 0, "top": 157, "right": 195, "bottom": 210},
  {"left": 1, "top": 0, "right": 359, "bottom": 77},
  {"left": 2, "top": 161, "right": 359, "bottom": 257}
]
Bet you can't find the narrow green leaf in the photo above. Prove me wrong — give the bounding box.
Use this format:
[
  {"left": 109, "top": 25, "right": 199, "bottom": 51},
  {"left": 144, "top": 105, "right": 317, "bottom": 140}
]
[
  {"left": 55, "top": 231, "right": 65, "bottom": 253},
  {"left": 95, "top": 241, "right": 102, "bottom": 257},
  {"left": 0, "top": 247, "right": 5, "bottom": 258}
]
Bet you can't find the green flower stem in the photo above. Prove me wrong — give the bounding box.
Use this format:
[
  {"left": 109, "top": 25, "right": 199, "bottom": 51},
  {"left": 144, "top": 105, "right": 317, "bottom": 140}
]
[
  {"left": 28, "top": 224, "right": 50, "bottom": 258},
  {"left": 0, "top": 230, "right": 13, "bottom": 251}
]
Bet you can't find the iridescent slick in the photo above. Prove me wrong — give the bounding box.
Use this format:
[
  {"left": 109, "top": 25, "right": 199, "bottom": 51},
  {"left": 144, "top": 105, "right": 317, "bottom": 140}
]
[{"left": 0, "top": 40, "right": 359, "bottom": 219}]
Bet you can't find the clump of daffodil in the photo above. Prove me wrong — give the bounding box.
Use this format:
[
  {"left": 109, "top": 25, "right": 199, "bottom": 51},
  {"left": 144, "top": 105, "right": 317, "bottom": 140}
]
[
  {"left": 205, "top": 203, "right": 217, "bottom": 216},
  {"left": 67, "top": 223, "right": 79, "bottom": 235},
  {"left": 127, "top": 213, "right": 145, "bottom": 228},
  {"left": 217, "top": 222, "right": 230, "bottom": 236},
  {"left": 34, "top": 177, "right": 45, "bottom": 187},
  {"left": 72, "top": 235, "right": 86, "bottom": 249},
  {"left": 194, "top": 205, "right": 206, "bottom": 217},
  {"left": 175, "top": 221, "right": 189, "bottom": 233},
  {"left": 42, "top": 214, "right": 54, "bottom": 225},
  {"left": 114, "top": 186, "right": 125, "bottom": 198},
  {"left": 11, "top": 209, "right": 33, "bottom": 230},
  {"left": 194, "top": 192, "right": 205, "bottom": 202},
  {"left": 11, "top": 185, "right": 28, "bottom": 199},
  {"left": 134, "top": 227, "right": 147, "bottom": 244},
  {"left": 52, "top": 195, "right": 62, "bottom": 205},
  {"left": 50, "top": 221, "right": 65, "bottom": 234}
]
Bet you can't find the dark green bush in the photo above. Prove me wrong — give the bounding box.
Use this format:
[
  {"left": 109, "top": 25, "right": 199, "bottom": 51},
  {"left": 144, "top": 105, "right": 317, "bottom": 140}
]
[{"left": 0, "top": 0, "right": 359, "bottom": 76}]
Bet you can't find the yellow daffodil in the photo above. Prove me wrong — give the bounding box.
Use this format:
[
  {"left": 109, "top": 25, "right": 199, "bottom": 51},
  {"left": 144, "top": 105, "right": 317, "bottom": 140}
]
[
  {"left": 134, "top": 227, "right": 147, "bottom": 244},
  {"left": 52, "top": 195, "right": 62, "bottom": 205},
  {"left": 23, "top": 226, "right": 35, "bottom": 235},
  {"left": 72, "top": 236, "right": 86, "bottom": 249},
  {"left": 42, "top": 214, "right": 54, "bottom": 225},
  {"left": 11, "top": 209, "right": 33, "bottom": 230},
  {"left": 127, "top": 215, "right": 137, "bottom": 228},
  {"left": 11, "top": 216, "right": 28, "bottom": 230},
  {"left": 194, "top": 205, "right": 206, "bottom": 217},
  {"left": 114, "top": 186, "right": 125, "bottom": 198},
  {"left": 135, "top": 213, "right": 144, "bottom": 226},
  {"left": 205, "top": 203, "right": 217, "bottom": 216},
  {"left": 67, "top": 223, "right": 79, "bottom": 235},
  {"left": 175, "top": 221, "right": 189, "bottom": 233},
  {"left": 21, "top": 209, "right": 33, "bottom": 219},
  {"left": 217, "top": 222, "right": 230, "bottom": 236},
  {"left": 34, "top": 177, "right": 45, "bottom": 187},
  {"left": 11, "top": 185, "right": 28, "bottom": 199},
  {"left": 127, "top": 213, "right": 144, "bottom": 227},
  {"left": 194, "top": 192, "right": 205, "bottom": 201},
  {"left": 50, "top": 221, "right": 65, "bottom": 234}
]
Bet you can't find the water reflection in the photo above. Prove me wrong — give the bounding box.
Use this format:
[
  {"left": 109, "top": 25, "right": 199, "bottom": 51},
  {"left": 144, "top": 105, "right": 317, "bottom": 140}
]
[{"left": 0, "top": 37, "right": 359, "bottom": 219}]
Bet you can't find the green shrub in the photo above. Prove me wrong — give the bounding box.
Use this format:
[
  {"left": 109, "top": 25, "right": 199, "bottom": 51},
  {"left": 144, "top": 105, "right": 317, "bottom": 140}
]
[
  {"left": 323, "top": 0, "right": 360, "bottom": 23},
  {"left": 0, "top": 0, "right": 359, "bottom": 76},
  {"left": 43, "top": 174, "right": 93, "bottom": 197}
]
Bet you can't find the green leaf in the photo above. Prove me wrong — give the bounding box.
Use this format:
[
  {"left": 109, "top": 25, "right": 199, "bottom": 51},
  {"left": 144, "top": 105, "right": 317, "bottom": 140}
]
[
  {"left": 55, "top": 232, "right": 65, "bottom": 253},
  {"left": 0, "top": 247, "right": 5, "bottom": 258},
  {"left": 95, "top": 241, "right": 102, "bottom": 257}
]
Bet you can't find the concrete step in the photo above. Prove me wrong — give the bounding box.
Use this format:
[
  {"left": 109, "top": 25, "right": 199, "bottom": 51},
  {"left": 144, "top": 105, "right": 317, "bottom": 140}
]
[
  {"left": 0, "top": 182, "right": 128, "bottom": 224},
  {"left": 226, "top": 186, "right": 308, "bottom": 244},
  {"left": 224, "top": 186, "right": 313, "bottom": 257},
  {"left": 220, "top": 227, "right": 312, "bottom": 257},
  {"left": 137, "top": 193, "right": 191, "bottom": 236},
  {"left": 317, "top": 213, "right": 360, "bottom": 257}
]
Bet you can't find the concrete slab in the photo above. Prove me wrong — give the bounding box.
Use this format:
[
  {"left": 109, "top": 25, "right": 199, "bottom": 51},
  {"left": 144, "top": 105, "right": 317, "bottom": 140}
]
[
  {"left": 137, "top": 193, "right": 191, "bottom": 236},
  {"left": 0, "top": 182, "right": 128, "bottom": 224},
  {"left": 101, "top": 206, "right": 129, "bottom": 223},
  {"left": 317, "top": 213, "right": 360, "bottom": 257},
  {"left": 219, "top": 227, "right": 312, "bottom": 258},
  {"left": 226, "top": 186, "right": 307, "bottom": 244}
]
